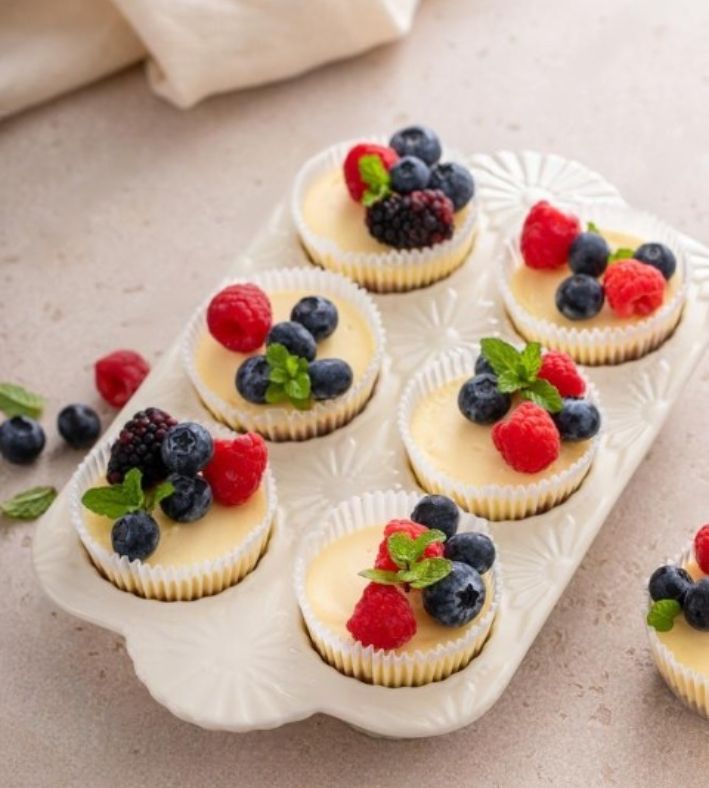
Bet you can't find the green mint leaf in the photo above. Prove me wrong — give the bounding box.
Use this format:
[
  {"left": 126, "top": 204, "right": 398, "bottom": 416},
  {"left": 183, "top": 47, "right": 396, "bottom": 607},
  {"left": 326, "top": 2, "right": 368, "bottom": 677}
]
[
  {"left": 410, "top": 529, "right": 447, "bottom": 562},
  {"left": 297, "top": 357, "right": 310, "bottom": 374},
  {"left": 520, "top": 378, "right": 563, "bottom": 413},
  {"left": 480, "top": 338, "right": 522, "bottom": 378},
  {"left": 122, "top": 468, "right": 144, "bottom": 507},
  {"left": 0, "top": 383, "right": 45, "bottom": 419},
  {"left": 268, "top": 367, "right": 289, "bottom": 384},
  {"left": 285, "top": 378, "right": 309, "bottom": 401},
  {"left": 387, "top": 533, "right": 418, "bottom": 569},
  {"left": 82, "top": 468, "right": 145, "bottom": 518},
  {"left": 290, "top": 397, "right": 312, "bottom": 411},
  {"left": 358, "top": 154, "right": 391, "bottom": 206},
  {"left": 587, "top": 221, "right": 600, "bottom": 234},
  {"left": 144, "top": 480, "right": 174, "bottom": 513},
  {"left": 285, "top": 355, "right": 299, "bottom": 376},
  {"left": 496, "top": 370, "right": 522, "bottom": 393},
  {"left": 1, "top": 486, "right": 57, "bottom": 520},
  {"left": 519, "top": 341, "right": 542, "bottom": 381},
  {"left": 266, "top": 343, "right": 290, "bottom": 369},
  {"left": 647, "top": 598, "right": 682, "bottom": 632},
  {"left": 265, "top": 383, "right": 289, "bottom": 405},
  {"left": 404, "top": 557, "right": 453, "bottom": 589},
  {"left": 609, "top": 247, "right": 635, "bottom": 263},
  {"left": 358, "top": 569, "right": 401, "bottom": 585}
]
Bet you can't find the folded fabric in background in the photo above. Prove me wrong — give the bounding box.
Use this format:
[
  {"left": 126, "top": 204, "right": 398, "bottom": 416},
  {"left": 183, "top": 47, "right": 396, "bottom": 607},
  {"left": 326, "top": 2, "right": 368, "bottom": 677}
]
[{"left": 0, "top": 0, "right": 419, "bottom": 119}]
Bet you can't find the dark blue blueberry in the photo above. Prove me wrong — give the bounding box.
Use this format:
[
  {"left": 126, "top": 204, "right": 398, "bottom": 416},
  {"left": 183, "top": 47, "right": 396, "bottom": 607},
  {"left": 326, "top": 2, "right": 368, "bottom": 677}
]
[
  {"left": 57, "top": 404, "right": 100, "bottom": 449},
  {"left": 410, "top": 495, "right": 459, "bottom": 540},
  {"left": 290, "top": 296, "right": 338, "bottom": 341},
  {"left": 389, "top": 156, "right": 431, "bottom": 194},
  {"left": 568, "top": 232, "right": 609, "bottom": 277},
  {"left": 267, "top": 321, "right": 316, "bottom": 361},
  {"left": 160, "top": 473, "right": 212, "bottom": 523},
  {"left": 634, "top": 242, "right": 677, "bottom": 280},
  {"left": 457, "top": 374, "right": 511, "bottom": 425},
  {"left": 236, "top": 355, "right": 270, "bottom": 404},
  {"left": 0, "top": 416, "right": 46, "bottom": 464},
  {"left": 474, "top": 355, "right": 495, "bottom": 377},
  {"left": 308, "top": 359, "right": 353, "bottom": 400},
  {"left": 389, "top": 125, "right": 442, "bottom": 165},
  {"left": 161, "top": 422, "right": 213, "bottom": 475},
  {"left": 555, "top": 274, "right": 605, "bottom": 320},
  {"left": 683, "top": 579, "right": 709, "bottom": 631},
  {"left": 444, "top": 532, "right": 496, "bottom": 574},
  {"left": 422, "top": 562, "right": 486, "bottom": 627},
  {"left": 111, "top": 511, "right": 159, "bottom": 561},
  {"left": 648, "top": 565, "right": 693, "bottom": 604},
  {"left": 553, "top": 398, "right": 601, "bottom": 441},
  {"left": 428, "top": 162, "right": 475, "bottom": 210}
]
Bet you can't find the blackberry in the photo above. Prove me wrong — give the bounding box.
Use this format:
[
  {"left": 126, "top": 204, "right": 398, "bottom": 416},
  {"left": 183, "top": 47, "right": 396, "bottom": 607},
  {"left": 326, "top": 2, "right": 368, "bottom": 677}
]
[
  {"left": 365, "top": 189, "right": 454, "bottom": 250},
  {"left": 106, "top": 407, "right": 177, "bottom": 486}
]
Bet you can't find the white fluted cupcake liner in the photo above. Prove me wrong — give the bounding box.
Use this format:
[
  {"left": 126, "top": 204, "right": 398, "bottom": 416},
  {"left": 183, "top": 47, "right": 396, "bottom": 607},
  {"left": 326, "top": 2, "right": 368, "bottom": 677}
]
[
  {"left": 294, "top": 490, "right": 500, "bottom": 687},
  {"left": 182, "top": 267, "right": 385, "bottom": 441},
  {"left": 398, "top": 346, "right": 601, "bottom": 521},
  {"left": 499, "top": 203, "right": 689, "bottom": 365},
  {"left": 646, "top": 545, "right": 709, "bottom": 718},
  {"left": 290, "top": 138, "right": 479, "bottom": 292},
  {"left": 70, "top": 422, "right": 278, "bottom": 601}
]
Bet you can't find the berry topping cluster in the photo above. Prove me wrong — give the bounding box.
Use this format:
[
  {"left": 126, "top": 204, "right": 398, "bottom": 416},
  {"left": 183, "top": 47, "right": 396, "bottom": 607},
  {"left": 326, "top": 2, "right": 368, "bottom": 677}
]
[
  {"left": 520, "top": 201, "right": 676, "bottom": 321},
  {"left": 459, "top": 338, "right": 601, "bottom": 474},
  {"left": 206, "top": 284, "right": 354, "bottom": 409},
  {"left": 342, "top": 125, "right": 475, "bottom": 251},
  {"left": 82, "top": 409, "right": 267, "bottom": 562},
  {"left": 647, "top": 525, "right": 709, "bottom": 632},
  {"left": 346, "top": 494, "right": 496, "bottom": 650}
]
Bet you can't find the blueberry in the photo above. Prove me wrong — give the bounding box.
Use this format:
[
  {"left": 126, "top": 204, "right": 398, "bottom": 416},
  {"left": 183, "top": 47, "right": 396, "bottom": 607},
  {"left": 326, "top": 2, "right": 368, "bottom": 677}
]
[
  {"left": 683, "top": 579, "right": 709, "bottom": 631},
  {"left": 56, "top": 404, "right": 101, "bottom": 449},
  {"left": 474, "top": 355, "right": 495, "bottom": 377},
  {"left": 648, "top": 565, "right": 693, "bottom": 603},
  {"left": 389, "top": 156, "right": 431, "bottom": 194},
  {"left": 161, "top": 422, "right": 213, "bottom": 475},
  {"left": 429, "top": 162, "right": 475, "bottom": 210},
  {"left": 267, "top": 321, "right": 316, "bottom": 361},
  {"left": 457, "top": 374, "right": 511, "bottom": 425},
  {"left": 568, "top": 232, "right": 609, "bottom": 277},
  {"left": 160, "top": 473, "right": 212, "bottom": 523},
  {"left": 553, "top": 398, "right": 601, "bottom": 441},
  {"left": 444, "top": 532, "right": 496, "bottom": 574},
  {"left": 0, "top": 416, "right": 46, "bottom": 464},
  {"left": 411, "top": 495, "right": 459, "bottom": 539},
  {"left": 290, "top": 296, "right": 338, "bottom": 341},
  {"left": 422, "top": 562, "right": 486, "bottom": 627},
  {"left": 111, "top": 511, "right": 159, "bottom": 561},
  {"left": 308, "top": 359, "right": 353, "bottom": 400},
  {"left": 389, "top": 125, "right": 442, "bottom": 165},
  {"left": 555, "top": 274, "right": 605, "bottom": 320},
  {"left": 634, "top": 242, "right": 677, "bottom": 280},
  {"left": 236, "top": 355, "right": 270, "bottom": 404}
]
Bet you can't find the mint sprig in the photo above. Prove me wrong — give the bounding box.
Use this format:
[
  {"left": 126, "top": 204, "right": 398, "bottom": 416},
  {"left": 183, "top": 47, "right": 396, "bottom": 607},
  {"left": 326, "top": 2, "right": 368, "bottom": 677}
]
[
  {"left": 587, "top": 221, "right": 600, "bottom": 234},
  {"left": 265, "top": 343, "right": 312, "bottom": 410},
  {"left": 609, "top": 247, "right": 635, "bottom": 263},
  {"left": 479, "top": 338, "right": 563, "bottom": 413},
  {"left": 0, "top": 382, "right": 45, "bottom": 419},
  {"left": 359, "top": 529, "right": 452, "bottom": 590},
  {"left": 646, "top": 598, "right": 682, "bottom": 632},
  {"left": 359, "top": 154, "right": 391, "bottom": 207},
  {"left": 1, "top": 486, "right": 57, "bottom": 520},
  {"left": 81, "top": 468, "right": 173, "bottom": 519}
]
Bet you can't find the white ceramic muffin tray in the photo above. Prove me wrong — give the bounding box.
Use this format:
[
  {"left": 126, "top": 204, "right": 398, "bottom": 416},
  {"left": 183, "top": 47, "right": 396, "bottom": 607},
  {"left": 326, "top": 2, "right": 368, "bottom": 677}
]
[{"left": 33, "top": 152, "right": 709, "bottom": 738}]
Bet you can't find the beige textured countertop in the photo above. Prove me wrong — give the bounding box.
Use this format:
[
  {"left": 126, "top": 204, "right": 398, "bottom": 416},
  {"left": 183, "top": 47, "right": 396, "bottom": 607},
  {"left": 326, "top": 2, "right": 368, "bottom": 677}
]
[{"left": 3, "top": 1, "right": 709, "bottom": 785}]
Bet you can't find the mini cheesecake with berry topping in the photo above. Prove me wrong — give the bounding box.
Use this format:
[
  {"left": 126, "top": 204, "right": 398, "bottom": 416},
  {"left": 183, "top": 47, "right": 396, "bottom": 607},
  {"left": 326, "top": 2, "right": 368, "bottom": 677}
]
[
  {"left": 646, "top": 524, "right": 709, "bottom": 717},
  {"left": 399, "top": 339, "right": 601, "bottom": 520},
  {"left": 70, "top": 408, "right": 277, "bottom": 600},
  {"left": 184, "top": 267, "right": 385, "bottom": 441},
  {"left": 295, "top": 490, "right": 499, "bottom": 687},
  {"left": 291, "top": 125, "right": 478, "bottom": 292},
  {"left": 498, "top": 201, "right": 687, "bottom": 364}
]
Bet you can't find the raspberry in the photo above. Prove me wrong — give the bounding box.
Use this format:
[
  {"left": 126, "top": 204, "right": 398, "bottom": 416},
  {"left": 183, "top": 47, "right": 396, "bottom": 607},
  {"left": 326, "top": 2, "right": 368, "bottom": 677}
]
[
  {"left": 95, "top": 350, "right": 150, "bottom": 408},
  {"left": 366, "top": 189, "right": 454, "bottom": 250},
  {"left": 343, "top": 143, "right": 398, "bottom": 202},
  {"left": 206, "top": 284, "right": 272, "bottom": 353},
  {"left": 202, "top": 433, "right": 267, "bottom": 506},
  {"left": 694, "top": 525, "right": 709, "bottom": 574},
  {"left": 346, "top": 583, "right": 417, "bottom": 650},
  {"left": 538, "top": 351, "right": 586, "bottom": 398},
  {"left": 374, "top": 519, "right": 444, "bottom": 571},
  {"left": 603, "top": 259, "right": 666, "bottom": 318},
  {"left": 106, "top": 407, "right": 178, "bottom": 486},
  {"left": 492, "top": 402, "right": 561, "bottom": 474},
  {"left": 520, "top": 201, "right": 581, "bottom": 269}
]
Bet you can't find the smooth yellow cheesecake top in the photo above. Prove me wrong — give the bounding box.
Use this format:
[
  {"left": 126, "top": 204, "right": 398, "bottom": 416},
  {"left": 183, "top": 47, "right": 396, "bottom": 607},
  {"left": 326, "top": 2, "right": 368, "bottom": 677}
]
[
  {"left": 305, "top": 523, "right": 493, "bottom": 655},
  {"left": 509, "top": 229, "right": 682, "bottom": 329},
  {"left": 83, "top": 482, "right": 270, "bottom": 567},
  {"left": 194, "top": 289, "right": 376, "bottom": 414},
  {"left": 409, "top": 380, "right": 591, "bottom": 486}
]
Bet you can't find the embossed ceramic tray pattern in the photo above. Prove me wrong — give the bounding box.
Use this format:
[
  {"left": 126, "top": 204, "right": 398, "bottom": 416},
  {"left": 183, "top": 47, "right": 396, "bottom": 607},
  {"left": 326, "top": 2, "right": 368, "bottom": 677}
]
[{"left": 33, "top": 152, "right": 709, "bottom": 738}]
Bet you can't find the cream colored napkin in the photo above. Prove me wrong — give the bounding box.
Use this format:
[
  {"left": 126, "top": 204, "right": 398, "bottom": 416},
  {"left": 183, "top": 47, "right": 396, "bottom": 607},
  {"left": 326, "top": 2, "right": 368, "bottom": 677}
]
[{"left": 0, "top": 0, "right": 419, "bottom": 118}]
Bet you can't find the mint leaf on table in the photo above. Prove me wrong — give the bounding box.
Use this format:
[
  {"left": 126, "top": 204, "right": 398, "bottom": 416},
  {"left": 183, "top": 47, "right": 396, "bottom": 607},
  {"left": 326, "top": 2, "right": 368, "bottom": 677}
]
[
  {"left": 646, "top": 599, "right": 682, "bottom": 632},
  {"left": 520, "top": 378, "right": 563, "bottom": 413},
  {"left": 0, "top": 383, "right": 45, "bottom": 419},
  {"left": 359, "top": 154, "right": 391, "bottom": 207},
  {"left": 1, "top": 486, "right": 57, "bottom": 520},
  {"left": 609, "top": 247, "right": 635, "bottom": 263},
  {"left": 265, "top": 343, "right": 312, "bottom": 409},
  {"left": 81, "top": 467, "right": 146, "bottom": 519}
]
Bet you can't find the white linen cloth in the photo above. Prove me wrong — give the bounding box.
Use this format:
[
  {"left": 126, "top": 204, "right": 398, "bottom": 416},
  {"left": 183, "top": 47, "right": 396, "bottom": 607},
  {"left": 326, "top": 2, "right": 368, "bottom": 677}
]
[{"left": 0, "top": 0, "right": 419, "bottom": 118}]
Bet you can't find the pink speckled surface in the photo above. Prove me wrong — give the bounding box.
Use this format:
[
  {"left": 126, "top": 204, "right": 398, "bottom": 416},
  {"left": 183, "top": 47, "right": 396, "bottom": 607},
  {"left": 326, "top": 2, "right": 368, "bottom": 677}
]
[{"left": 2, "top": 1, "right": 709, "bottom": 785}]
